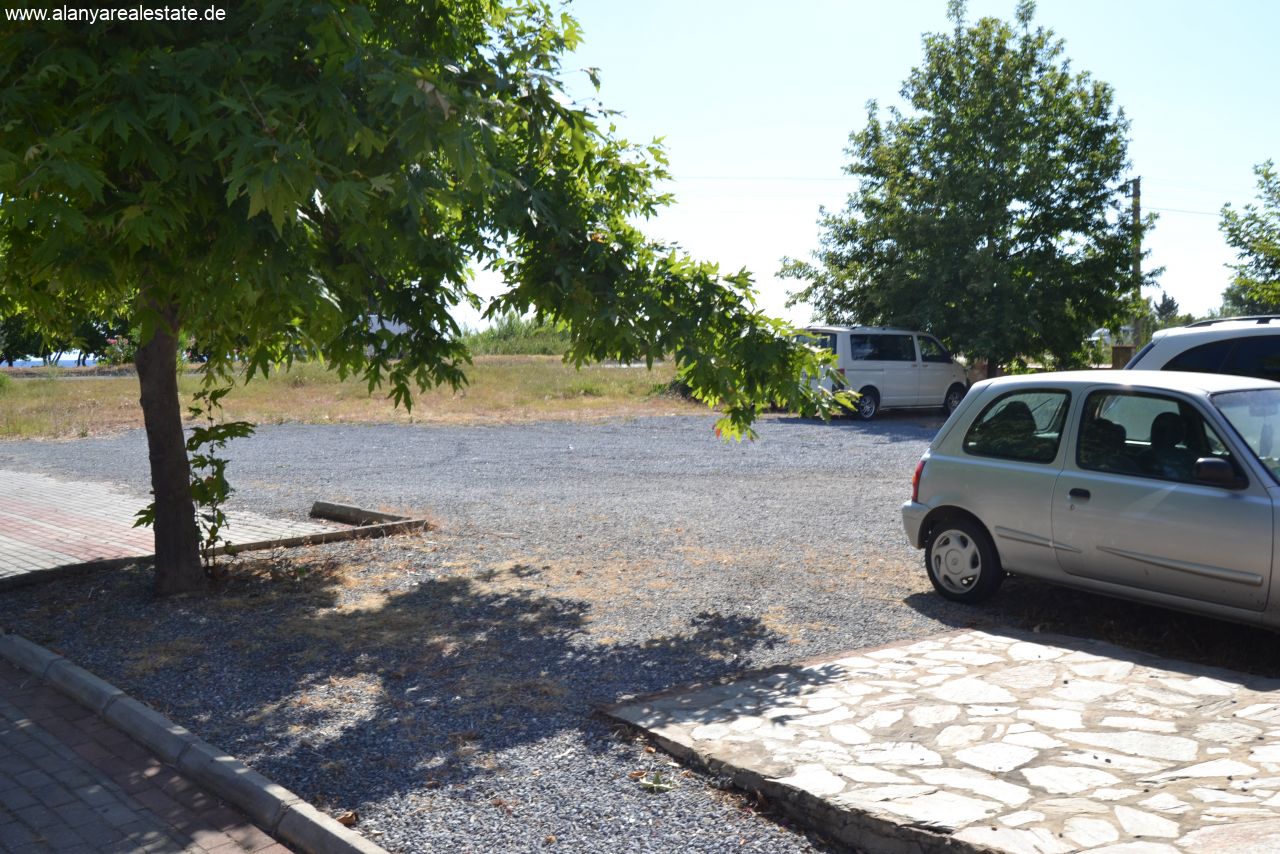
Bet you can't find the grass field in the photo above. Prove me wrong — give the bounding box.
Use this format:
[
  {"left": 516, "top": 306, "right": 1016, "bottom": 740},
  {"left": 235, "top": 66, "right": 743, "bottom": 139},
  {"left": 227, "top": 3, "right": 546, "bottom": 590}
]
[{"left": 0, "top": 357, "right": 700, "bottom": 440}]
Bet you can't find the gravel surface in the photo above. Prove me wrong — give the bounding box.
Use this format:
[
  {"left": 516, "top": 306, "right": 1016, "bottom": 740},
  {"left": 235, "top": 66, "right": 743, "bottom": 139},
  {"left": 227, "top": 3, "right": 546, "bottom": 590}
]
[{"left": 3, "top": 411, "right": 1279, "bottom": 852}]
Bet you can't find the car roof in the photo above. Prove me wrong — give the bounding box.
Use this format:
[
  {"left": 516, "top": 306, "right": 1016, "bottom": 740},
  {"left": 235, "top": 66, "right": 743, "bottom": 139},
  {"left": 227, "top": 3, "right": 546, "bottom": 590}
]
[
  {"left": 978, "top": 370, "right": 1280, "bottom": 395},
  {"left": 1152, "top": 317, "right": 1280, "bottom": 340}
]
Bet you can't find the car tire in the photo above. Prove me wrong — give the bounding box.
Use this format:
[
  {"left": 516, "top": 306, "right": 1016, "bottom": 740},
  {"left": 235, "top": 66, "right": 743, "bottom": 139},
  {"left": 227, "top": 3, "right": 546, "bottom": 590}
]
[
  {"left": 855, "top": 387, "right": 879, "bottom": 420},
  {"left": 925, "top": 518, "right": 1004, "bottom": 603},
  {"left": 943, "top": 383, "right": 967, "bottom": 415}
]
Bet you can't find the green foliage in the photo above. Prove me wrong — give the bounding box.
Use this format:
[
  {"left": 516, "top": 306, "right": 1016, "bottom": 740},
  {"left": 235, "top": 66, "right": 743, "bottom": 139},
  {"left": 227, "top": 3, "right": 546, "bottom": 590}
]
[
  {"left": 1221, "top": 281, "right": 1280, "bottom": 317},
  {"left": 783, "top": 0, "right": 1151, "bottom": 371},
  {"left": 0, "top": 0, "right": 841, "bottom": 434},
  {"left": 1220, "top": 161, "right": 1280, "bottom": 311},
  {"left": 0, "top": 371, "right": 9, "bottom": 394},
  {"left": 462, "top": 311, "right": 571, "bottom": 355},
  {"left": 185, "top": 387, "right": 256, "bottom": 571}
]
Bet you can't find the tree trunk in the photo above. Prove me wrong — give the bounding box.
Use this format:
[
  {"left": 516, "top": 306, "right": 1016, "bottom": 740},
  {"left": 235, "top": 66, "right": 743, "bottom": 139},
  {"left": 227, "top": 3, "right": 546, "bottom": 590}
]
[{"left": 135, "top": 297, "right": 205, "bottom": 596}]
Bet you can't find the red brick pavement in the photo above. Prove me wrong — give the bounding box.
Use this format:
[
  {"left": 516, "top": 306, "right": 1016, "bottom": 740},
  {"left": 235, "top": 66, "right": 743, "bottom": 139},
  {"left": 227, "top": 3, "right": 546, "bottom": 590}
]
[{"left": 0, "top": 658, "right": 291, "bottom": 852}]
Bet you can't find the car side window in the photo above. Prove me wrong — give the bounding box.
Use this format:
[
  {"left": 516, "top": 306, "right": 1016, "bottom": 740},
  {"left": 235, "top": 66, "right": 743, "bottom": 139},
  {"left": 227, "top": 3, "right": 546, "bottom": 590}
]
[
  {"left": 918, "top": 336, "right": 951, "bottom": 363},
  {"left": 1078, "top": 391, "right": 1237, "bottom": 483},
  {"left": 1164, "top": 339, "right": 1234, "bottom": 374},
  {"left": 1222, "top": 335, "right": 1280, "bottom": 383},
  {"left": 963, "top": 390, "right": 1070, "bottom": 464}
]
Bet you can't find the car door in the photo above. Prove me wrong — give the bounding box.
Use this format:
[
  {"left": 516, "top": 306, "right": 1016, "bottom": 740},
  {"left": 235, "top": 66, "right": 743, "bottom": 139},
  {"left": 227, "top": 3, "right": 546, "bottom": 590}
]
[
  {"left": 916, "top": 335, "right": 955, "bottom": 407},
  {"left": 1051, "top": 388, "right": 1273, "bottom": 611}
]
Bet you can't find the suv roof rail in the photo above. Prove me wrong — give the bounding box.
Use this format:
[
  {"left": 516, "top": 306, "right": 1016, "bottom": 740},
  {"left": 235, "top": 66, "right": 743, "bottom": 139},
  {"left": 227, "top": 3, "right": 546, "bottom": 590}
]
[{"left": 1186, "top": 315, "right": 1280, "bottom": 328}]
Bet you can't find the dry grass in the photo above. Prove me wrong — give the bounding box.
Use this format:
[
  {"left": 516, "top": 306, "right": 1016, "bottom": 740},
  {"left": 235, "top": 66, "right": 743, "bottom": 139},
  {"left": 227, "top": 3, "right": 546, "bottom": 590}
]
[{"left": 0, "top": 357, "right": 701, "bottom": 439}]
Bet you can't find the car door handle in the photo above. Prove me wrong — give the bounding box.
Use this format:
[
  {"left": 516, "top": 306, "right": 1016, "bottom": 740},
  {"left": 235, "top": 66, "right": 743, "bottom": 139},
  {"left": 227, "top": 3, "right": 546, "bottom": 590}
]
[{"left": 1068, "top": 488, "right": 1091, "bottom": 500}]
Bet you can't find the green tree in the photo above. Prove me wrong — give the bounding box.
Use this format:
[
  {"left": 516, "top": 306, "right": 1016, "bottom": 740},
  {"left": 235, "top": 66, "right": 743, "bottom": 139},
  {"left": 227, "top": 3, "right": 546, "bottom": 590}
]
[
  {"left": 784, "top": 0, "right": 1151, "bottom": 372},
  {"left": 0, "top": 3, "right": 842, "bottom": 595},
  {"left": 1220, "top": 161, "right": 1280, "bottom": 312},
  {"left": 1221, "top": 280, "right": 1280, "bottom": 317}
]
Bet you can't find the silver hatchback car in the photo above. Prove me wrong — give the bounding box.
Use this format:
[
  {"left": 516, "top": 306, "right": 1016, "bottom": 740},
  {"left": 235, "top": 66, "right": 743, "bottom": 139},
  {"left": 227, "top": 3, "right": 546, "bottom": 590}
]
[{"left": 902, "top": 371, "right": 1280, "bottom": 629}]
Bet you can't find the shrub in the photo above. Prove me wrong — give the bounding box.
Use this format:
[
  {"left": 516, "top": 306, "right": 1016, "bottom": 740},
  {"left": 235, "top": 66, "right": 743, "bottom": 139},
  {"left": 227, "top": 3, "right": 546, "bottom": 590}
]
[{"left": 463, "top": 312, "right": 570, "bottom": 355}]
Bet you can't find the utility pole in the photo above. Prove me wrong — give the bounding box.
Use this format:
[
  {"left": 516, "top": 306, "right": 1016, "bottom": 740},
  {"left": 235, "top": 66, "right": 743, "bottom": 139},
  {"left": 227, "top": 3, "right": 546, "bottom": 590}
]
[{"left": 1130, "top": 177, "right": 1143, "bottom": 346}]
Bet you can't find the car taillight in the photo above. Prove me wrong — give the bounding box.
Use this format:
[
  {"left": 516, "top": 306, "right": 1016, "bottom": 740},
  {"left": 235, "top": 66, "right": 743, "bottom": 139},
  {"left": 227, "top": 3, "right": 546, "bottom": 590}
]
[{"left": 911, "top": 458, "right": 926, "bottom": 503}]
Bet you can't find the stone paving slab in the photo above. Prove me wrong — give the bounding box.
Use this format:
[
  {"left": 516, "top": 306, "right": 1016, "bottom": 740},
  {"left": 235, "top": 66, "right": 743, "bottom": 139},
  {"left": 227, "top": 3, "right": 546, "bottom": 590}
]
[
  {"left": 0, "top": 470, "right": 342, "bottom": 586},
  {"left": 0, "top": 657, "right": 290, "bottom": 853},
  {"left": 608, "top": 629, "right": 1280, "bottom": 854}
]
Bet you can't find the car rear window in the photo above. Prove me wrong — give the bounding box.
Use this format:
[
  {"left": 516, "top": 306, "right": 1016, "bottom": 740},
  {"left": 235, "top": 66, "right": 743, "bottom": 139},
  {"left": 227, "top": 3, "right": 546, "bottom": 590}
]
[{"left": 963, "top": 390, "right": 1071, "bottom": 464}]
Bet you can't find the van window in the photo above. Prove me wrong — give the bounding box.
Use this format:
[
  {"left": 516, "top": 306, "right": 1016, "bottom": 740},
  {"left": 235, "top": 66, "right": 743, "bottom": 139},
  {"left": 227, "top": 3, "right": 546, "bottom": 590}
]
[
  {"left": 850, "top": 333, "right": 915, "bottom": 362},
  {"left": 918, "top": 336, "right": 951, "bottom": 363},
  {"left": 797, "top": 332, "right": 837, "bottom": 353}
]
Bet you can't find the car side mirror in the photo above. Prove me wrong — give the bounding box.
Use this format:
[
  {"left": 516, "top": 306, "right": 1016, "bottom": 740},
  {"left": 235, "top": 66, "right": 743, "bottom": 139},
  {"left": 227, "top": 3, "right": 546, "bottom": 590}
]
[{"left": 1193, "top": 457, "right": 1246, "bottom": 488}]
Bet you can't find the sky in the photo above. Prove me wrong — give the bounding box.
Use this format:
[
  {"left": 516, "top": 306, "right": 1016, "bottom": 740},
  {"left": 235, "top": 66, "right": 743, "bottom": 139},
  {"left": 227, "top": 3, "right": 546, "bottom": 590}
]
[{"left": 509, "top": 0, "right": 1280, "bottom": 328}]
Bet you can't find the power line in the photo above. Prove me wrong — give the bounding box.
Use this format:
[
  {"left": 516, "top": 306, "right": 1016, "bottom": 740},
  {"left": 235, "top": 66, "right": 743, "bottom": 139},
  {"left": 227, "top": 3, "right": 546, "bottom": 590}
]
[{"left": 1147, "top": 205, "right": 1220, "bottom": 217}]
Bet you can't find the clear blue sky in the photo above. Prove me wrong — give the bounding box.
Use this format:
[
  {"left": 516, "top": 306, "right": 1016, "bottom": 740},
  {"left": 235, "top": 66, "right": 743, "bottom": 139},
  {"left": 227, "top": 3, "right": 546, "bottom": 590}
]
[{"left": 548, "top": 0, "right": 1279, "bottom": 324}]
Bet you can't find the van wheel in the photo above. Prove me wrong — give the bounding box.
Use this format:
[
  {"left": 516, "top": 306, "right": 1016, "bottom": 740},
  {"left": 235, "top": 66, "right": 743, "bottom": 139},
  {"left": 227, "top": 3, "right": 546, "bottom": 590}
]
[
  {"left": 855, "top": 387, "right": 879, "bottom": 420},
  {"left": 925, "top": 519, "right": 1004, "bottom": 603},
  {"left": 943, "top": 383, "right": 967, "bottom": 415}
]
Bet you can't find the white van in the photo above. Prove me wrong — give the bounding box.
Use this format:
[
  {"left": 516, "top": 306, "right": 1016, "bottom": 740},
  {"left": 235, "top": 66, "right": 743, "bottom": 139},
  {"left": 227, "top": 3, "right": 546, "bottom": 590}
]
[{"left": 801, "top": 325, "right": 969, "bottom": 419}]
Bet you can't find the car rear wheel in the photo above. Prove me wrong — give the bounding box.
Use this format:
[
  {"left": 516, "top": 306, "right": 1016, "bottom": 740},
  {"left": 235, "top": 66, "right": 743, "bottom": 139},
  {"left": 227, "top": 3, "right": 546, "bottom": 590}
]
[
  {"left": 855, "top": 387, "right": 879, "bottom": 420},
  {"left": 943, "top": 383, "right": 966, "bottom": 415},
  {"left": 925, "top": 519, "right": 1004, "bottom": 603}
]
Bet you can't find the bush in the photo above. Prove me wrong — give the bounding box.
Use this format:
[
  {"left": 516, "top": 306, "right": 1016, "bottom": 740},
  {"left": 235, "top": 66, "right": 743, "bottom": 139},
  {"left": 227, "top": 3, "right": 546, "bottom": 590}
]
[
  {"left": 97, "top": 334, "right": 137, "bottom": 366},
  {"left": 463, "top": 312, "right": 570, "bottom": 356}
]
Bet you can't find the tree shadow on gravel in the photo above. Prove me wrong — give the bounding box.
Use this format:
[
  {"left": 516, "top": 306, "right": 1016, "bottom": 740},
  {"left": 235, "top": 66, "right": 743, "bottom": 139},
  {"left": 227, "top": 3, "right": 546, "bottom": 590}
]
[
  {"left": 0, "top": 552, "right": 828, "bottom": 812},
  {"left": 903, "top": 574, "right": 1280, "bottom": 678}
]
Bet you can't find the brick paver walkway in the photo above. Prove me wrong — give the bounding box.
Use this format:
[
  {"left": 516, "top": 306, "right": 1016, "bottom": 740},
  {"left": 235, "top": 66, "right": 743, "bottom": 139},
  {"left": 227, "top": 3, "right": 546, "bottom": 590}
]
[
  {"left": 0, "top": 471, "right": 340, "bottom": 587},
  {"left": 0, "top": 658, "right": 289, "bottom": 853}
]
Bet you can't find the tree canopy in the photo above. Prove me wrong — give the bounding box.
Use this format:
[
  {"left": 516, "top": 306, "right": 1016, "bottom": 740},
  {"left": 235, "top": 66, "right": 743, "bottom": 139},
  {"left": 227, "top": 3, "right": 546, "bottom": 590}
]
[
  {"left": 0, "top": 2, "right": 842, "bottom": 594},
  {"left": 1220, "top": 161, "right": 1280, "bottom": 312},
  {"left": 784, "top": 0, "right": 1150, "bottom": 371}
]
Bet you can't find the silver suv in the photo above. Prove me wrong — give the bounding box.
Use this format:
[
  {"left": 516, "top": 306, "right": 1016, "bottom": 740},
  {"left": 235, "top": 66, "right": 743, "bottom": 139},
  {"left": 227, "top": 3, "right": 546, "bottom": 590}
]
[{"left": 1126, "top": 315, "right": 1280, "bottom": 382}]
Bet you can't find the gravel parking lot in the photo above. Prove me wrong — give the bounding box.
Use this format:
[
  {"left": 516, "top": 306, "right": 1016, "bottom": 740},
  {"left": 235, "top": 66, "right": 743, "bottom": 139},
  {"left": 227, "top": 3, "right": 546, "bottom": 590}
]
[{"left": 2, "top": 411, "right": 1278, "bottom": 852}]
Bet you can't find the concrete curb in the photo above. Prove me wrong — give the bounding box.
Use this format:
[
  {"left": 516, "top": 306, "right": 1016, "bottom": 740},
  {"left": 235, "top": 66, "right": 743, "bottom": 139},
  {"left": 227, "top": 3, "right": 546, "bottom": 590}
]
[
  {"left": 0, "top": 508, "right": 432, "bottom": 592},
  {"left": 0, "top": 631, "right": 388, "bottom": 854}
]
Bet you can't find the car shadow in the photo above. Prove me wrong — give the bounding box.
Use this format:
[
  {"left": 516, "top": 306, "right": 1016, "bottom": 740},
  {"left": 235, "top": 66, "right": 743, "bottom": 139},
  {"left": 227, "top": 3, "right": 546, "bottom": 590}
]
[{"left": 903, "top": 575, "right": 1280, "bottom": 679}]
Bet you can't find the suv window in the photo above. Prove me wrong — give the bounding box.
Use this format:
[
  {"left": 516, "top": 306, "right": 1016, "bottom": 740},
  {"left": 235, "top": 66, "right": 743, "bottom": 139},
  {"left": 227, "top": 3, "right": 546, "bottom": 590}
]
[
  {"left": 963, "top": 390, "right": 1070, "bottom": 463},
  {"left": 918, "top": 336, "right": 951, "bottom": 363},
  {"left": 1078, "top": 390, "right": 1237, "bottom": 483},
  {"left": 1222, "top": 335, "right": 1280, "bottom": 383},
  {"left": 1164, "top": 339, "right": 1234, "bottom": 374},
  {"left": 850, "top": 333, "right": 915, "bottom": 361}
]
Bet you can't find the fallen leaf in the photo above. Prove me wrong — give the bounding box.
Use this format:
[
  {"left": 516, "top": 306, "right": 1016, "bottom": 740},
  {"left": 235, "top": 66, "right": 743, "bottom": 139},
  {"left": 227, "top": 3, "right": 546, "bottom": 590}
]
[{"left": 335, "top": 810, "right": 358, "bottom": 827}]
